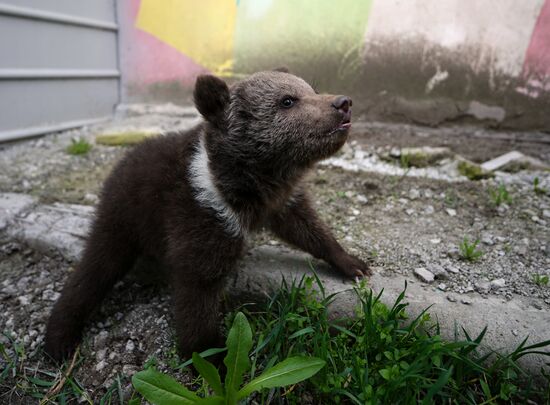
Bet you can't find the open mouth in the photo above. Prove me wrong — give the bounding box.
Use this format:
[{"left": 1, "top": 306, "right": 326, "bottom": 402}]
[
  {"left": 332, "top": 117, "right": 352, "bottom": 133},
  {"left": 338, "top": 121, "right": 352, "bottom": 130}
]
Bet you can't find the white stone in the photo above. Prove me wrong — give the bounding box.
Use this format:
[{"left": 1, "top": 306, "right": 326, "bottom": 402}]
[
  {"left": 125, "top": 339, "right": 135, "bottom": 352},
  {"left": 356, "top": 194, "right": 368, "bottom": 204},
  {"left": 490, "top": 278, "right": 506, "bottom": 290},
  {"left": 414, "top": 267, "right": 435, "bottom": 283},
  {"left": 446, "top": 208, "right": 457, "bottom": 217}
]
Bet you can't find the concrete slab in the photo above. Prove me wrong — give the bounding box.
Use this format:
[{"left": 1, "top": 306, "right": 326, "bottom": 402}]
[
  {"left": 3, "top": 193, "right": 549, "bottom": 377},
  {"left": 0, "top": 193, "right": 37, "bottom": 231},
  {"left": 232, "top": 245, "right": 550, "bottom": 379},
  {"left": 6, "top": 199, "right": 92, "bottom": 260},
  {"left": 481, "top": 151, "right": 550, "bottom": 172}
]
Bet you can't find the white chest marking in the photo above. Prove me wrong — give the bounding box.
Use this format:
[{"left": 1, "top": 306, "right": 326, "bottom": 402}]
[{"left": 188, "top": 136, "right": 243, "bottom": 238}]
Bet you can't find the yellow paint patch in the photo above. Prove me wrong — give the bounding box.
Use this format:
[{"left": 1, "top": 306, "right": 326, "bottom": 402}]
[{"left": 136, "top": 0, "right": 237, "bottom": 74}]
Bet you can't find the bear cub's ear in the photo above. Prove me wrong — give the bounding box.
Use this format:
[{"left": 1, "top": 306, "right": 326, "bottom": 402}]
[
  {"left": 272, "top": 66, "right": 290, "bottom": 73},
  {"left": 193, "top": 75, "right": 230, "bottom": 128}
]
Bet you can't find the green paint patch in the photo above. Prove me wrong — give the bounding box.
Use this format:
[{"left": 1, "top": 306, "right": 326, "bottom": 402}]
[
  {"left": 233, "top": 0, "right": 372, "bottom": 88},
  {"left": 96, "top": 131, "right": 159, "bottom": 146}
]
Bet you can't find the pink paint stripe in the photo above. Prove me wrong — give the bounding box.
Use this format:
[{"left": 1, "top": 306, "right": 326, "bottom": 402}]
[
  {"left": 123, "top": 0, "right": 207, "bottom": 86},
  {"left": 523, "top": 0, "right": 550, "bottom": 78}
]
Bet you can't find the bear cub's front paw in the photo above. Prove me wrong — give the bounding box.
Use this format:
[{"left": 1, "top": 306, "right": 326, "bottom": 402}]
[{"left": 332, "top": 252, "right": 372, "bottom": 279}]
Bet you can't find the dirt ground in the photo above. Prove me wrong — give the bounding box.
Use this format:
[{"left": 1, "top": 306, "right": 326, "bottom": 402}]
[{"left": 0, "top": 112, "right": 549, "bottom": 402}]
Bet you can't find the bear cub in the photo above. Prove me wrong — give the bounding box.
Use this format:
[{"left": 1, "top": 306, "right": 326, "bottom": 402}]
[{"left": 45, "top": 70, "right": 371, "bottom": 362}]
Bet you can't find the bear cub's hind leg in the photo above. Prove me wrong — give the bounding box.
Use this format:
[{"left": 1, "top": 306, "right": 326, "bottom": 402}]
[{"left": 45, "top": 225, "right": 137, "bottom": 362}]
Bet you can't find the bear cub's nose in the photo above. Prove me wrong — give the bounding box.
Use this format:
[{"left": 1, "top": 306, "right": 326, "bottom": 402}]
[{"left": 332, "top": 96, "right": 352, "bottom": 113}]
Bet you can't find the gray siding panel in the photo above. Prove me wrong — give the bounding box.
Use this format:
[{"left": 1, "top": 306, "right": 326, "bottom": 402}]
[
  {"left": 0, "top": 1, "right": 119, "bottom": 141},
  {"left": 0, "top": 15, "right": 117, "bottom": 70},
  {"left": 0, "top": 0, "right": 115, "bottom": 23},
  {"left": 0, "top": 79, "right": 118, "bottom": 132}
]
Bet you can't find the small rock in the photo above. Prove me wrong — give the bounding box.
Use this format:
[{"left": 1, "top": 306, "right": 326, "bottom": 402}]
[
  {"left": 461, "top": 298, "right": 472, "bottom": 305},
  {"left": 481, "top": 233, "right": 494, "bottom": 246},
  {"left": 125, "top": 340, "right": 135, "bottom": 352},
  {"left": 512, "top": 329, "right": 518, "bottom": 336},
  {"left": 122, "top": 365, "right": 138, "bottom": 376},
  {"left": 41, "top": 290, "right": 60, "bottom": 302},
  {"left": 490, "top": 278, "right": 506, "bottom": 290},
  {"left": 96, "top": 349, "right": 107, "bottom": 362},
  {"left": 431, "top": 265, "right": 449, "bottom": 280},
  {"left": 438, "top": 283, "right": 447, "bottom": 291},
  {"left": 94, "top": 331, "right": 109, "bottom": 349},
  {"left": 424, "top": 205, "right": 435, "bottom": 215},
  {"left": 429, "top": 238, "right": 441, "bottom": 245},
  {"left": 84, "top": 193, "right": 99, "bottom": 204},
  {"left": 447, "top": 295, "right": 457, "bottom": 302},
  {"left": 409, "top": 189, "right": 420, "bottom": 200},
  {"left": 356, "top": 194, "right": 368, "bottom": 204},
  {"left": 475, "top": 281, "right": 491, "bottom": 294},
  {"left": 446, "top": 208, "right": 457, "bottom": 217},
  {"left": 446, "top": 266, "right": 460, "bottom": 274},
  {"left": 389, "top": 147, "right": 401, "bottom": 158},
  {"left": 405, "top": 208, "right": 415, "bottom": 216},
  {"left": 543, "top": 210, "right": 550, "bottom": 219},
  {"left": 514, "top": 245, "right": 528, "bottom": 257},
  {"left": 17, "top": 295, "right": 30, "bottom": 306},
  {"left": 95, "top": 360, "right": 106, "bottom": 372},
  {"left": 533, "top": 302, "right": 543, "bottom": 310},
  {"left": 414, "top": 267, "right": 435, "bottom": 283},
  {"left": 447, "top": 247, "right": 460, "bottom": 258}
]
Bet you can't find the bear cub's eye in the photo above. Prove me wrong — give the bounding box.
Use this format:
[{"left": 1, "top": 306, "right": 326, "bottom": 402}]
[{"left": 280, "top": 97, "right": 296, "bottom": 108}]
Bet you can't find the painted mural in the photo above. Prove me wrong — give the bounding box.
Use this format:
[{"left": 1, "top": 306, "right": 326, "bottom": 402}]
[{"left": 121, "top": 0, "right": 550, "bottom": 128}]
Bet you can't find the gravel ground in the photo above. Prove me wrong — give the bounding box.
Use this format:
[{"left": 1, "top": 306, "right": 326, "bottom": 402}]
[{"left": 0, "top": 107, "right": 549, "bottom": 402}]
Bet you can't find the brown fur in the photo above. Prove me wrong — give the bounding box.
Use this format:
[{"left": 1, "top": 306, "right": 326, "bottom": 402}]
[{"left": 44, "top": 71, "right": 370, "bottom": 362}]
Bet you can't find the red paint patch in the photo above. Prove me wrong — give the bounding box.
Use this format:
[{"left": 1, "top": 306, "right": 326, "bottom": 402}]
[{"left": 523, "top": 0, "right": 550, "bottom": 78}]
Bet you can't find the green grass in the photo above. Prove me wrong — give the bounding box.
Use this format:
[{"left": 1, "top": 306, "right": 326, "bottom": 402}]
[
  {"left": 234, "top": 276, "right": 550, "bottom": 404},
  {"left": 0, "top": 335, "right": 94, "bottom": 404},
  {"left": 459, "top": 237, "right": 484, "bottom": 262},
  {"left": 66, "top": 138, "right": 92, "bottom": 155},
  {"left": 532, "top": 274, "right": 549, "bottom": 287},
  {"left": 488, "top": 184, "right": 512, "bottom": 206},
  {"left": 533, "top": 177, "right": 548, "bottom": 196}
]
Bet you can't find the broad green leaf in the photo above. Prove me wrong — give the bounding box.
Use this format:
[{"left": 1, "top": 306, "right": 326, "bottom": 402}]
[
  {"left": 379, "top": 369, "right": 391, "bottom": 380},
  {"left": 132, "top": 368, "right": 199, "bottom": 405},
  {"left": 127, "top": 399, "right": 141, "bottom": 405},
  {"left": 192, "top": 352, "right": 224, "bottom": 396},
  {"left": 224, "top": 312, "right": 253, "bottom": 396},
  {"left": 237, "top": 356, "right": 325, "bottom": 399}
]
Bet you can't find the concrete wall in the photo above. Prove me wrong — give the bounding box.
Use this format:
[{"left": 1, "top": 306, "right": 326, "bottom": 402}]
[{"left": 119, "top": 0, "right": 550, "bottom": 131}]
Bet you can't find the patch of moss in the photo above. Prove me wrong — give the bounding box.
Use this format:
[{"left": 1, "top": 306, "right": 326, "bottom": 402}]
[
  {"left": 457, "top": 160, "right": 493, "bottom": 181},
  {"left": 96, "top": 131, "right": 158, "bottom": 146},
  {"left": 400, "top": 147, "right": 452, "bottom": 168}
]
